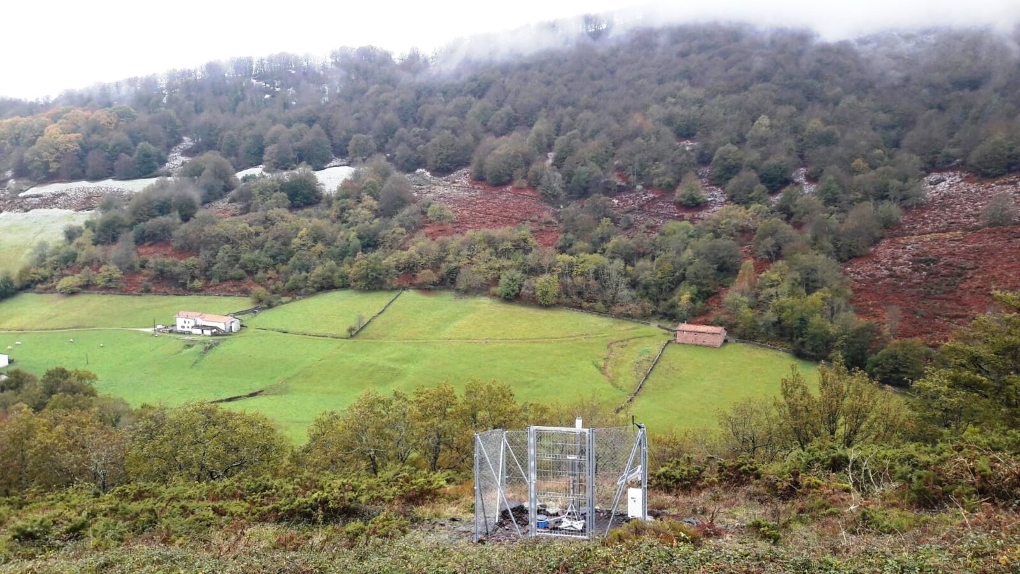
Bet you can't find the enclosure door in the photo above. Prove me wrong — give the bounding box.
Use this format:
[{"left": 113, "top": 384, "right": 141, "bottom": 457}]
[{"left": 528, "top": 426, "right": 595, "bottom": 539}]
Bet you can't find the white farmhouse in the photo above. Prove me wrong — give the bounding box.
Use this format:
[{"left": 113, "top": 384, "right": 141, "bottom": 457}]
[
  {"left": 0, "top": 354, "right": 8, "bottom": 368},
  {"left": 175, "top": 312, "right": 241, "bottom": 336}
]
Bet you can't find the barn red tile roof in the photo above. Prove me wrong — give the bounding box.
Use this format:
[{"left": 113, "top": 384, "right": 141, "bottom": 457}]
[{"left": 676, "top": 323, "right": 726, "bottom": 334}]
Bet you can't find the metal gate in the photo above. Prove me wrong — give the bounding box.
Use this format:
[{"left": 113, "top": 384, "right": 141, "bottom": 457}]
[{"left": 528, "top": 425, "right": 593, "bottom": 538}]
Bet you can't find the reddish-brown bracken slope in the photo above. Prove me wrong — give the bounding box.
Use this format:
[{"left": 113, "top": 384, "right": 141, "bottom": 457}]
[
  {"left": 845, "top": 172, "right": 1020, "bottom": 343},
  {"left": 410, "top": 169, "right": 561, "bottom": 248}
]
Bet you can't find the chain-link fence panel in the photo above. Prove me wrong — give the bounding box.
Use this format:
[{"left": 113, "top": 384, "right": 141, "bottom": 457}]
[
  {"left": 593, "top": 426, "right": 647, "bottom": 535},
  {"left": 473, "top": 429, "right": 504, "bottom": 541},
  {"left": 503, "top": 430, "right": 530, "bottom": 506}
]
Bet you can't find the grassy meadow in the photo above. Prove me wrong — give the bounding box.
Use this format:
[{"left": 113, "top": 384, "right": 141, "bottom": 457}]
[
  {"left": 0, "top": 290, "right": 812, "bottom": 442},
  {"left": 246, "top": 290, "right": 397, "bottom": 336},
  {"left": 630, "top": 343, "right": 818, "bottom": 431},
  {"left": 0, "top": 209, "right": 91, "bottom": 273},
  {"left": 358, "top": 291, "right": 654, "bottom": 341},
  {"left": 0, "top": 293, "right": 246, "bottom": 330}
]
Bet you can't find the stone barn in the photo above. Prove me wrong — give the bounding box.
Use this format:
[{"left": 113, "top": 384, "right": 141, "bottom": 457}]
[{"left": 675, "top": 323, "right": 727, "bottom": 347}]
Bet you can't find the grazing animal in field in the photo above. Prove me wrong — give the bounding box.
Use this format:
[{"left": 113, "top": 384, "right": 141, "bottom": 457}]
[
  {"left": 69, "top": 339, "right": 74, "bottom": 343},
  {"left": 99, "top": 343, "right": 104, "bottom": 348},
  {"left": 6, "top": 346, "right": 10, "bottom": 350},
  {"left": 15, "top": 342, "right": 21, "bottom": 345}
]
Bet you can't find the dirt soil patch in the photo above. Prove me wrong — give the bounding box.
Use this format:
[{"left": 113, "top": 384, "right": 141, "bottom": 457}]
[
  {"left": 411, "top": 169, "right": 560, "bottom": 247},
  {"left": 409, "top": 167, "right": 733, "bottom": 244},
  {"left": 136, "top": 242, "right": 192, "bottom": 261},
  {"left": 610, "top": 170, "right": 726, "bottom": 233},
  {"left": 845, "top": 171, "right": 1020, "bottom": 343},
  {"left": 114, "top": 272, "right": 256, "bottom": 296}
]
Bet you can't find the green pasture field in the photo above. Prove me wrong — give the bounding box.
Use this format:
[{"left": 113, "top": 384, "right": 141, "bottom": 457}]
[
  {"left": 0, "top": 293, "right": 245, "bottom": 330},
  {"left": 246, "top": 290, "right": 397, "bottom": 337},
  {"left": 0, "top": 290, "right": 814, "bottom": 442},
  {"left": 358, "top": 291, "right": 655, "bottom": 341},
  {"left": 630, "top": 343, "right": 818, "bottom": 431},
  {"left": 0, "top": 209, "right": 91, "bottom": 273}
]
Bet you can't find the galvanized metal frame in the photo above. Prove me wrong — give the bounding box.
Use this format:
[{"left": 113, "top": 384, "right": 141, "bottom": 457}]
[
  {"left": 604, "top": 424, "right": 647, "bottom": 535},
  {"left": 475, "top": 423, "right": 647, "bottom": 542}
]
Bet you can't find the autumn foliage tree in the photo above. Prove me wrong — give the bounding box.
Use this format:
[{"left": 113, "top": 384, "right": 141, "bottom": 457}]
[
  {"left": 301, "top": 381, "right": 527, "bottom": 475},
  {"left": 776, "top": 359, "right": 906, "bottom": 450},
  {"left": 127, "top": 403, "right": 287, "bottom": 483},
  {"left": 302, "top": 389, "right": 415, "bottom": 475}
]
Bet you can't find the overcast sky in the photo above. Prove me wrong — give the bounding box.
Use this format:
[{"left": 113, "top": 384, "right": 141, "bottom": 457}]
[{"left": 4, "top": 0, "right": 1019, "bottom": 101}]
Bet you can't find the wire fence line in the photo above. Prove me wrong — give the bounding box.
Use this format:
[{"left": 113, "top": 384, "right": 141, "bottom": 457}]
[
  {"left": 726, "top": 337, "right": 794, "bottom": 355},
  {"left": 250, "top": 327, "right": 347, "bottom": 340},
  {"left": 347, "top": 289, "right": 405, "bottom": 338},
  {"left": 615, "top": 340, "right": 671, "bottom": 414},
  {"left": 227, "top": 305, "right": 263, "bottom": 316}
]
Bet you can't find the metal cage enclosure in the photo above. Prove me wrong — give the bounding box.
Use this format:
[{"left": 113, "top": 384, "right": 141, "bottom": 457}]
[{"left": 473, "top": 422, "right": 647, "bottom": 541}]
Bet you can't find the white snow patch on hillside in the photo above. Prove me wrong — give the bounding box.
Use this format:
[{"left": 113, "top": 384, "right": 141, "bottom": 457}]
[
  {"left": 235, "top": 166, "right": 265, "bottom": 180},
  {"left": 19, "top": 178, "right": 162, "bottom": 197},
  {"left": 234, "top": 165, "right": 355, "bottom": 193},
  {"left": 18, "top": 164, "right": 356, "bottom": 199},
  {"left": 164, "top": 137, "right": 194, "bottom": 173},
  {"left": 314, "top": 166, "right": 355, "bottom": 192}
]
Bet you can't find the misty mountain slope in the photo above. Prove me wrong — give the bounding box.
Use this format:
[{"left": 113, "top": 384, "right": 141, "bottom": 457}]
[
  {"left": 3, "top": 23, "right": 1020, "bottom": 191},
  {"left": 3, "top": 21, "right": 1020, "bottom": 370}
]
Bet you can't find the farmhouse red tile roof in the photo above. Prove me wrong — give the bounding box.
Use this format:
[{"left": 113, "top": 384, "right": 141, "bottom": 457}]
[
  {"left": 676, "top": 323, "right": 726, "bottom": 334},
  {"left": 176, "top": 312, "right": 236, "bottom": 323}
]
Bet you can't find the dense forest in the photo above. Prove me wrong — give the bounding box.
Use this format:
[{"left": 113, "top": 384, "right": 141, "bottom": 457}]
[{"left": 5, "top": 24, "right": 1020, "bottom": 184}]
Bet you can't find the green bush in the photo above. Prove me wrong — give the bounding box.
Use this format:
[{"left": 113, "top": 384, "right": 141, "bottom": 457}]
[
  {"left": 365, "top": 511, "right": 410, "bottom": 539},
  {"left": 8, "top": 518, "right": 53, "bottom": 543},
  {"left": 652, "top": 458, "right": 707, "bottom": 493},
  {"left": 675, "top": 173, "right": 708, "bottom": 207},
  {"left": 746, "top": 518, "right": 781, "bottom": 543},
  {"left": 427, "top": 203, "right": 455, "bottom": 224},
  {"left": 982, "top": 193, "right": 1018, "bottom": 227},
  {"left": 535, "top": 274, "right": 559, "bottom": 306},
  {"left": 497, "top": 270, "right": 524, "bottom": 300},
  {"left": 55, "top": 275, "right": 83, "bottom": 295},
  {"left": 857, "top": 506, "right": 922, "bottom": 534},
  {"left": 607, "top": 518, "right": 700, "bottom": 546}
]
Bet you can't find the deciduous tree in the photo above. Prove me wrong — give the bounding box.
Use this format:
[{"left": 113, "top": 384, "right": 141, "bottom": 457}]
[{"left": 127, "top": 403, "right": 287, "bottom": 483}]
